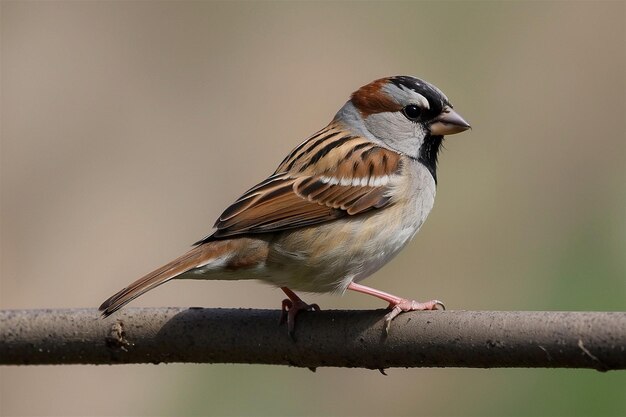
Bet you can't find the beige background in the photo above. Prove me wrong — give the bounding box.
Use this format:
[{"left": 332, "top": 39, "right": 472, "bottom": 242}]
[{"left": 1, "top": 2, "right": 625, "bottom": 416}]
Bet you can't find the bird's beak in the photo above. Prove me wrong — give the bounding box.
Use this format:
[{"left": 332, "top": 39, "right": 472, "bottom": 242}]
[{"left": 429, "top": 106, "right": 471, "bottom": 136}]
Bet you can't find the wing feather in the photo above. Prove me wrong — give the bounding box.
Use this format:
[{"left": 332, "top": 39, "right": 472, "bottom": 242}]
[{"left": 199, "top": 130, "right": 403, "bottom": 242}]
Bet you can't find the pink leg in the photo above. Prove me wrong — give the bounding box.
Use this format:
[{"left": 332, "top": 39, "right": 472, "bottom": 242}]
[
  {"left": 347, "top": 282, "right": 444, "bottom": 333},
  {"left": 280, "top": 287, "right": 320, "bottom": 336}
]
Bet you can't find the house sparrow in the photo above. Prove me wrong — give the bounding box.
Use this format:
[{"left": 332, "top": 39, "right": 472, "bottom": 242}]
[{"left": 99, "top": 76, "right": 471, "bottom": 334}]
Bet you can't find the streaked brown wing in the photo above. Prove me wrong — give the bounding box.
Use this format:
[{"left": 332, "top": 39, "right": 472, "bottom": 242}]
[
  {"left": 210, "top": 175, "right": 343, "bottom": 238},
  {"left": 202, "top": 130, "right": 402, "bottom": 241}
]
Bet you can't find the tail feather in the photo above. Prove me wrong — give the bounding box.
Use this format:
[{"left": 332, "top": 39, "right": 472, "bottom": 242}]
[{"left": 99, "top": 245, "right": 211, "bottom": 317}]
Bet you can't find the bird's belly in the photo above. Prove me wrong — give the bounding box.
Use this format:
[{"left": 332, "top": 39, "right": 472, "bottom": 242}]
[{"left": 263, "top": 193, "right": 432, "bottom": 293}]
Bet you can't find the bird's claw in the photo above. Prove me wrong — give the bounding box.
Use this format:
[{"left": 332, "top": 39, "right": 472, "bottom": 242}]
[
  {"left": 383, "top": 299, "right": 445, "bottom": 334},
  {"left": 280, "top": 298, "right": 320, "bottom": 337}
]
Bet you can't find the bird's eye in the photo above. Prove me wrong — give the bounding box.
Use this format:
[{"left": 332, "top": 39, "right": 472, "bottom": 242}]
[{"left": 403, "top": 104, "right": 421, "bottom": 121}]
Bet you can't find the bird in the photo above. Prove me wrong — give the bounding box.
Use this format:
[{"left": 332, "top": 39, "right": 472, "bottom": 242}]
[{"left": 99, "top": 75, "right": 471, "bottom": 334}]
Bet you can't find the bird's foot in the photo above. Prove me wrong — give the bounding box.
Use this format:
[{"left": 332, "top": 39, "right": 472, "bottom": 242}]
[
  {"left": 346, "top": 281, "right": 445, "bottom": 335},
  {"left": 279, "top": 287, "right": 320, "bottom": 337},
  {"left": 384, "top": 298, "right": 445, "bottom": 334}
]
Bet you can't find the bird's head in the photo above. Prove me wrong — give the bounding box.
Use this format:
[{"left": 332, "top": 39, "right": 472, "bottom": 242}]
[{"left": 336, "top": 76, "right": 470, "bottom": 173}]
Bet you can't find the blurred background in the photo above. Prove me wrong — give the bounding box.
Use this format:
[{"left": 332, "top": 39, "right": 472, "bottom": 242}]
[{"left": 1, "top": 1, "right": 625, "bottom": 416}]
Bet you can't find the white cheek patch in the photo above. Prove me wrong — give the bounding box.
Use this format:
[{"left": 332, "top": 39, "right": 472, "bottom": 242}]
[{"left": 363, "top": 111, "right": 425, "bottom": 157}]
